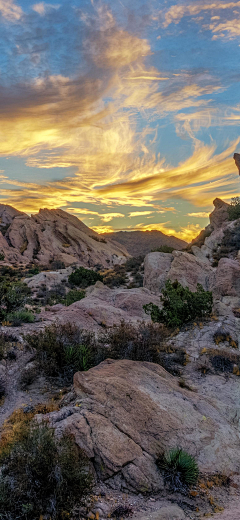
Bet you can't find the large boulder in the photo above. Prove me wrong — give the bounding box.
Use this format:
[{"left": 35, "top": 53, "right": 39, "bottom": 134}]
[
  {"left": 213, "top": 258, "right": 240, "bottom": 298},
  {"left": 209, "top": 198, "right": 230, "bottom": 230},
  {"left": 144, "top": 251, "right": 214, "bottom": 294},
  {"left": 39, "top": 359, "right": 240, "bottom": 493},
  {"left": 143, "top": 253, "right": 173, "bottom": 294},
  {"left": 40, "top": 282, "right": 161, "bottom": 330}
]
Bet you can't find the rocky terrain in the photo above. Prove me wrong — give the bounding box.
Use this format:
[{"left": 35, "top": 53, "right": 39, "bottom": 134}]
[
  {"left": 0, "top": 196, "right": 240, "bottom": 519},
  {"left": 102, "top": 230, "right": 187, "bottom": 257},
  {"left": 0, "top": 205, "right": 129, "bottom": 268}
]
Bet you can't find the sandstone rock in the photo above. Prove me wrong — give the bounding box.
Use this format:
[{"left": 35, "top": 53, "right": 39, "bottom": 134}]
[
  {"left": 209, "top": 198, "right": 230, "bottom": 230},
  {"left": 24, "top": 268, "right": 72, "bottom": 291},
  {"left": 39, "top": 359, "right": 240, "bottom": 493},
  {"left": 0, "top": 206, "right": 129, "bottom": 268},
  {"left": 131, "top": 505, "right": 186, "bottom": 520},
  {"left": 143, "top": 253, "right": 173, "bottom": 294},
  {"left": 234, "top": 152, "right": 240, "bottom": 174},
  {"left": 213, "top": 257, "right": 240, "bottom": 298},
  {"left": 38, "top": 283, "right": 160, "bottom": 330},
  {"left": 168, "top": 251, "right": 215, "bottom": 291},
  {"left": 143, "top": 251, "right": 215, "bottom": 294}
]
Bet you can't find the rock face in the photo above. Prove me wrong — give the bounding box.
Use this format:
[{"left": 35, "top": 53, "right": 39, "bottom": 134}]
[
  {"left": 144, "top": 251, "right": 214, "bottom": 294},
  {"left": 0, "top": 205, "right": 129, "bottom": 268},
  {"left": 39, "top": 359, "right": 240, "bottom": 493},
  {"left": 38, "top": 282, "right": 161, "bottom": 331},
  {"left": 209, "top": 198, "right": 230, "bottom": 230}
]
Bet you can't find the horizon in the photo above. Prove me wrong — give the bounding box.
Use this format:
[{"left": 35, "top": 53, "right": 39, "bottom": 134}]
[{"left": 0, "top": 0, "right": 240, "bottom": 242}]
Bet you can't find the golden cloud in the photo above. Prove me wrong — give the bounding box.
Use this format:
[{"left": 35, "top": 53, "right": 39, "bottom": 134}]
[
  {"left": 162, "top": 1, "right": 240, "bottom": 28},
  {"left": 134, "top": 221, "right": 202, "bottom": 242},
  {"left": 187, "top": 212, "right": 210, "bottom": 218}
]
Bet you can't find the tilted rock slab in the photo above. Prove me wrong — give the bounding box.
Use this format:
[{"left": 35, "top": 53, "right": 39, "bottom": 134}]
[
  {"left": 0, "top": 205, "right": 129, "bottom": 268},
  {"left": 38, "top": 359, "right": 240, "bottom": 493}
]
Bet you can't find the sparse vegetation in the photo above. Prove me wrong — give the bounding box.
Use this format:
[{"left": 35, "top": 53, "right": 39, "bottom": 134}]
[
  {"left": 0, "top": 420, "right": 92, "bottom": 520},
  {"left": 7, "top": 309, "right": 35, "bottom": 326},
  {"left": 228, "top": 197, "right": 240, "bottom": 221},
  {"left": 144, "top": 280, "right": 213, "bottom": 328},
  {"left": 0, "top": 280, "right": 31, "bottom": 322},
  {"left": 25, "top": 322, "right": 98, "bottom": 383},
  {"left": 157, "top": 448, "right": 199, "bottom": 492},
  {"left": 151, "top": 245, "right": 175, "bottom": 253},
  {"left": 65, "top": 289, "right": 85, "bottom": 306},
  {"left": 69, "top": 266, "right": 103, "bottom": 288},
  {"left": 103, "top": 256, "right": 144, "bottom": 288},
  {"left": 0, "top": 253, "right": 4, "bottom": 261}
]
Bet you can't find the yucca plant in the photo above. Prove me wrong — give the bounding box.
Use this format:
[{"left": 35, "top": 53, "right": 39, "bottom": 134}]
[{"left": 157, "top": 448, "right": 199, "bottom": 492}]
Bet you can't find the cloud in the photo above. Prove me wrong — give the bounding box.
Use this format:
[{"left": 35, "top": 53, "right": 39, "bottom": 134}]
[
  {"left": 91, "top": 225, "right": 114, "bottom": 234},
  {"left": 32, "top": 2, "right": 60, "bottom": 16},
  {"left": 162, "top": 1, "right": 240, "bottom": 28},
  {"left": 161, "top": 1, "right": 240, "bottom": 41},
  {"left": 187, "top": 211, "right": 210, "bottom": 218},
  {"left": 134, "top": 221, "right": 201, "bottom": 242},
  {"left": 99, "top": 213, "right": 125, "bottom": 222},
  {"left": 128, "top": 211, "right": 153, "bottom": 217},
  {"left": 0, "top": 0, "right": 22, "bottom": 21}
]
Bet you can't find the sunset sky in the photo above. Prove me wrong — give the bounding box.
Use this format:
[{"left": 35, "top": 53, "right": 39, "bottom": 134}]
[{"left": 0, "top": 0, "right": 240, "bottom": 241}]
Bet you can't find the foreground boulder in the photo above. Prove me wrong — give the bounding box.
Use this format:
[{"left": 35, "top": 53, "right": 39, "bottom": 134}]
[{"left": 38, "top": 359, "right": 240, "bottom": 493}]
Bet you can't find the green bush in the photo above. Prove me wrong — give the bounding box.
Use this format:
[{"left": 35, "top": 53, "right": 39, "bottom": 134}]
[
  {"left": 157, "top": 448, "right": 199, "bottom": 492},
  {"left": 144, "top": 280, "right": 212, "bottom": 328},
  {"left": 65, "top": 289, "right": 85, "bottom": 306},
  {"left": 151, "top": 245, "right": 174, "bottom": 253},
  {"left": 69, "top": 266, "right": 103, "bottom": 288},
  {"left": 228, "top": 197, "right": 240, "bottom": 221},
  {"left": 7, "top": 310, "right": 35, "bottom": 326},
  {"left": 0, "top": 422, "right": 92, "bottom": 520},
  {"left": 0, "top": 253, "right": 4, "bottom": 262},
  {"left": 25, "top": 323, "right": 98, "bottom": 383},
  {"left": 0, "top": 281, "right": 31, "bottom": 321}
]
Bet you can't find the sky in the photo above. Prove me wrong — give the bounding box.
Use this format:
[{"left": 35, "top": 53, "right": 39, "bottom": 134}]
[{"left": 0, "top": 0, "right": 240, "bottom": 241}]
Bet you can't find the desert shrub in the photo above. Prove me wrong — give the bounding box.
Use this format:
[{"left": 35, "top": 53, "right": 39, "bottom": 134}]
[
  {"left": 144, "top": 280, "right": 213, "bottom": 328},
  {"left": 50, "top": 259, "right": 66, "bottom": 271},
  {"left": 25, "top": 323, "right": 98, "bottom": 383},
  {"left": 69, "top": 266, "right": 103, "bottom": 288},
  {"left": 7, "top": 309, "right": 35, "bottom": 326},
  {"left": 103, "top": 265, "right": 128, "bottom": 288},
  {"left": 228, "top": 197, "right": 240, "bottom": 221},
  {"left": 65, "top": 289, "right": 85, "bottom": 306},
  {"left": 19, "top": 366, "right": 38, "bottom": 390},
  {"left": 0, "top": 421, "right": 92, "bottom": 520},
  {"left": 0, "top": 379, "right": 5, "bottom": 399},
  {"left": 151, "top": 245, "right": 175, "bottom": 253},
  {"left": 157, "top": 448, "right": 199, "bottom": 492},
  {"left": 98, "top": 321, "right": 187, "bottom": 374},
  {"left": 0, "top": 253, "right": 4, "bottom": 262},
  {"left": 0, "top": 281, "right": 31, "bottom": 321}
]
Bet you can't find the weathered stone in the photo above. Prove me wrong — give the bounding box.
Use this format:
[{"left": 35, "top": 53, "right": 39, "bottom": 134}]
[
  {"left": 0, "top": 206, "right": 129, "bottom": 268},
  {"left": 209, "top": 198, "right": 230, "bottom": 230},
  {"left": 213, "top": 257, "right": 240, "bottom": 298},
  {"left": 131, "top": 505, "right": 186, "bottom": 520},
  {"left": 38, "top": 359, "right": 240, "bottom": 493},
  {"left": 143, "top": 253, "right": 173, "bottom": 294},
  {"left": 168, "top": 251, "right": 214, "bottom": 292}
]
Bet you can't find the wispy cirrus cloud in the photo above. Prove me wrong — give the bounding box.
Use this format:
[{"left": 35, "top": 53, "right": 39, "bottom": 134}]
[{"left": 32, "top": 2, "right": 60, "bottom": 16}]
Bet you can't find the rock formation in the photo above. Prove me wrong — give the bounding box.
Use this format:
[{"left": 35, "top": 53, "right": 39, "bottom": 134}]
[
  {"left": 37, "top": 359, "right": 240, "bottom": 493},
  {"left": 0, "top": 205, "right": 129, "bottom": 268},
  {"left": 234, "top": 152, "right": 240, "bottom": 174}
]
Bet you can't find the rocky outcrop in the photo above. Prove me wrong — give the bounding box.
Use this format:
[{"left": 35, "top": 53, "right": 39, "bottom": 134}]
[
  {"left": 38, "top": 282, "right": 161, "bottom": 330},
  {"left": 0, "top": 205, "right": 129, "bottom": 268},
  {"left": 144, "top": 251, "right": 215, "bottom": 294},
  {"left": 209, "top": 198, "right": 230, "bottom": 230},
  {"left": 38, "top": 359, "right": 240, "bottom": 493}
]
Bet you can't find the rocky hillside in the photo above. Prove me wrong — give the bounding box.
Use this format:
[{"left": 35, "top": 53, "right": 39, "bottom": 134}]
[
  {"left": 0, "top": 205, "right": 129, "bottom": 268},
  {"left": 102, "top": 230, "right": 187, "bottom": 256}
]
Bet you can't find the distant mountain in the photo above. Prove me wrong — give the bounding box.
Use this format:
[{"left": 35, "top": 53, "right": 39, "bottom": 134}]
[
  {"left": 102, "top": 230, "right": 187, "bottom": 257},
  {"left": 0, "top": 205, "right": 129, "bottom": 268}
]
